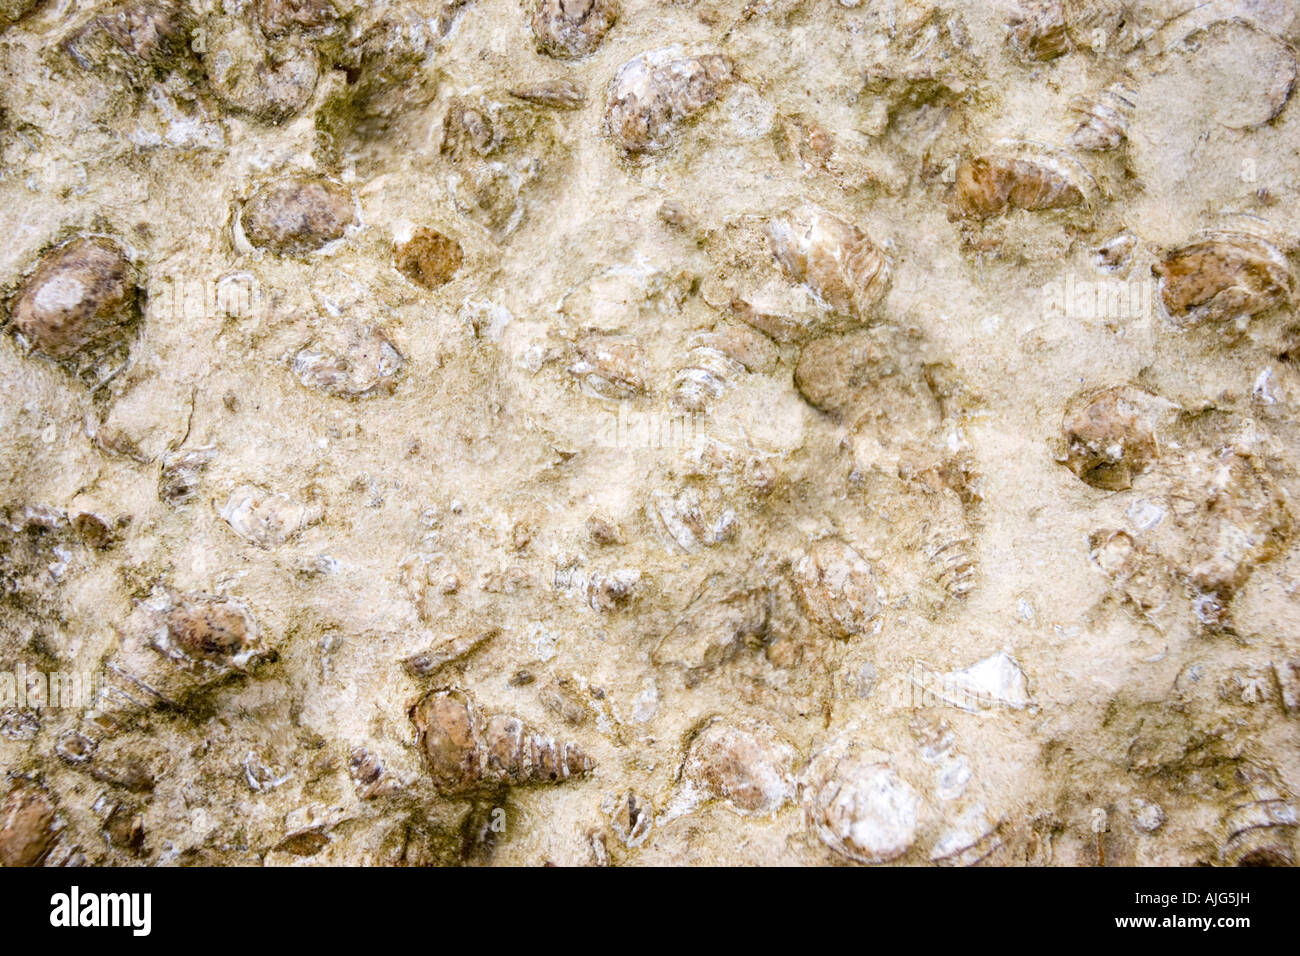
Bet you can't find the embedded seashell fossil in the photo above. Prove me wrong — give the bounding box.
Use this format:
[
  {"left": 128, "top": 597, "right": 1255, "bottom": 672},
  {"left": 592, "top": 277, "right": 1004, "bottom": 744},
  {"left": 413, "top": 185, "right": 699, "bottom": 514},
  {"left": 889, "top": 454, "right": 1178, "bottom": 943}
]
[
  {"left": 1156, "top": 20, "right": 1296, "bottom": 132},
  {"left": 649, "top": 487, "right": 737, "bottom": 553},
  {"left": 1276, "top": 658, "right": 1300, "bottom": 713},
  {"left": 240, "top": 176, "right": 356, "bottom": 255},
  {"left": 217, "top": 484, "right": 323, "bottom": 548},
  {"left": 448, "top": 161, "right": 526, "bottom": 238},
  {"left": 801, "top": 736, "right": 921, "bottom": 864},
  {"left": 1069, "top": 78, "right": 1135, "bottom": 151},
  {"left": 1062, "top": 0, "right": 1128, "bottom": 52},
  {"left": 926, "top": 532, "right": 977, "bottom": 601},
  {"left": 568, "top": 334, "right": 646, "bottom": 399},
  {"left": 1152, "top": 233, "right": 1293, "bottom": 329},
  {"left": 531, "top": 0, "right": 617, "bottom": 59},
  {"left": 1178, "top": 451, "right": 1292, "bottom": 622},
  {"left": 1092, "top": 231, "right": 1137, "bottom": 275},
  {"left": 931, "top": 816, "right": 1005, "bottom": 866},
  {"left": 8, "top": 237, "right": 139, "bottom": 364},
  {"left": 158, "top": 446, "right": 215, "bottom": 505},
  {"left": 155, "top": 592, "right": 262, "bottom": 667},
  {"left": 256, "top": 0, "right": 343, "bottom": 38},
  {"left": 1062, "top": 386, "right": 1172, "bottom": 491},
  {"left": 442, "top": 98, "right": 507, "bottom": 160},
  {"left": 65, "top": 0, "right": 192, "bottom": 79},
  {"left": 605, "top": 791, "right": 653, "bottom": 847},
  {"left": 1087, "top": 529, "right": 1174, "bottom": 616},
  {"left": 1219, "top": 768, "right": 1297, "bottom": 866},
  {"left": 766, "top": 205, "right": 891, "bottom": 326},
  {"left": 96, "top": 591, "right": 267, "bottom": 717},
  {"left": 950, "top": 143, "right": 1091, "bottom": 220},
  {"left": 408, "top": 689, "right": 596, "bottom": 795},
  {"left": 677, "top": 719, "right": 795, "bottom": 817},
  {"left": 291, "top": 326, "right": 406, "bottom": 399},
  {"left": 203, "top": 16, "right": 320, "bottom": 124},
  {"left": 604, "top": 47, "right": 734, "bottom": 154},
  {"left": 1008, "top": 0, "right": 1069, "bottom": 61},
  {"left": 554, "top": 564, "right": 642, "bottom": 611},
  {"left": 792, "top": 538, "right": 883, "bottom": 639},
  {"left": 394, "top": 228, "right": 463, "bottom": 289},
  {"left": 509, "top": 78, "right": 587, "bottom": 110},
  {"left": 583, "top": 568, "right": 641, "bottom": 611},
  {"left": 403, "top": 628, "right": 498, "bottom": 678},
  {"left": 0, "top": 781, "right": 61, "bottom": 867},
  {"left": 671, "top": 324, "right": 777, "bottom": 413}
]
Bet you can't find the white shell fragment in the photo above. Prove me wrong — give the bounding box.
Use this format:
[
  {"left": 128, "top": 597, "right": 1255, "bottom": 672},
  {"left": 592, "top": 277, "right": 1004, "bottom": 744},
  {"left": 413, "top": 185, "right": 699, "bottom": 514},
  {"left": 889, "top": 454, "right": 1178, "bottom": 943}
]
[
  {"left": 802, "top": 737, "right": 921, "bottom": 864},
  {"left": 911, "top": 651, "right": 1031, "bottom": 713},
  {"left": 217, "top": 485, "right": 323, "bottom": 548}
]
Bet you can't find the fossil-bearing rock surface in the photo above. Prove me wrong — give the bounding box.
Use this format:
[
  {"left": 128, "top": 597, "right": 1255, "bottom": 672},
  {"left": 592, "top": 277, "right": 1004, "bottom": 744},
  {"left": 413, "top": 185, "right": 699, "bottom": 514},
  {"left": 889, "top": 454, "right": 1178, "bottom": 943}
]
[{"left": 1, "top": 0, "right": 1299, "bottom": 866}]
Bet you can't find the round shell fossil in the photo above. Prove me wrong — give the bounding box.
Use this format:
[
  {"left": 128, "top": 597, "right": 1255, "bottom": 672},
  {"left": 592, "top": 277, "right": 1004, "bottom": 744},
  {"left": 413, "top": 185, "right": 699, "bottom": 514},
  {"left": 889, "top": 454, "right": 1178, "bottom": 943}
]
[
  {"left": 792, "top": 537, "right": 883, "bottom": 639},
  {"left": 8, "top": 237, "right": 138, "bottom": 364},
  {"left": 217, "top": 484, "right": 323, "bottom": 548},
  {"left": 802, "top": 737, "right": 921, "bottom": 864},
  {"left": 291, "top": 326, "right": 406, "bottom": 399},
  {"left": 766, "top": 205, "right": 892, "bottom": 326},
  {"left": 394, "top": 228, "right": 463, "bottom": 289},
  {"left": 96, "top": 591, "right": 267, "bottom": 718},
  {"left": 0, "top": 781, "right": 61, "bottom": 867},
  {"left": 1062, "top": 386, "right": 1171, "bottom": 491},
  {"left": 604, "top": 47, "right": 734, "bottom": 154},
  {"left": 1152, "top": 232, "right": 1293, "bottom": 329},
  {"left": 531, "top": 0, "right": 617, "bottom": 60},
  {"left": 408, "top": 689, "right": 596, "bottom": 795},
  {"left": 950, "top": 142, "right": 1092, "bottom": 221},
  {"left": 678, "top": 719, "right": 795, "bottom": 816},
  {"left": 240, "top": 176, "right": 356, "bottom": 255},
  {"left": 203, "top": 17, "right": 320, "bottom": 124}
]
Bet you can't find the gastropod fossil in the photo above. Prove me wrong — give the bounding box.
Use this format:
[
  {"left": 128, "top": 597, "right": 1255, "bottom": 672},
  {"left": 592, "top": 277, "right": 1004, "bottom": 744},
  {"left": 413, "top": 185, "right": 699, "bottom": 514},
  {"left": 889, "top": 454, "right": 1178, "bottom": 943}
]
[
  {"left": 950, "top": 141, "right": 1092, "bottom": 221},
  {"left": 408, "top": 689, "right": 596, "bottom": 795},
  {"left": 766, "top": 205, "right": 892, "bottom": 327}
]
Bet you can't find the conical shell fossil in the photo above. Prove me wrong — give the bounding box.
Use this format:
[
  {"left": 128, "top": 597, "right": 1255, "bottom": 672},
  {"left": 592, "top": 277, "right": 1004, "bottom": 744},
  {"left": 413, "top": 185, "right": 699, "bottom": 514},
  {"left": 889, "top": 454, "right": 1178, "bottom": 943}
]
[
  {"left": 766, "top": 205, "right": 891, "bottom": 325},
  {"left": 1220, "top": 768, "right": 1297, "bottom": 866},
  {"left": 408, "top": 689, "right": 596, "bottom": 795},
  {"left": 1069, "top": 78, "right": 1135, "bottom": 151},
  {"left": 670, "top": 324, "right": 777, "bottom": 413},
  {"left": 950, "top": 142, "right": 1092, "bottom": 221}
]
